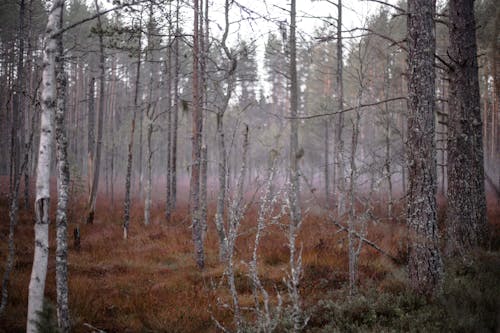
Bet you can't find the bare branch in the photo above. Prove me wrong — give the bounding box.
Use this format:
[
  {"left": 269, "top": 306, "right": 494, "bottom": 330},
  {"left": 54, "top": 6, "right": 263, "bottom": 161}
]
[
  {"left": 361, "top": 0, "right": 406, "bottom": 13},
  {"left": 288, "top": 96, "right": 407, "bottom": 120}
]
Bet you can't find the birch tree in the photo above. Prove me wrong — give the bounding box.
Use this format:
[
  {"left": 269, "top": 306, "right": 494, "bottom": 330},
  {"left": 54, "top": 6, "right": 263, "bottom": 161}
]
[
  {"left": 27, "top": 0, "right": 65, "bottom": 330},
  {"left": 55, "top": 6, "right": 70, "bottom": 330}
]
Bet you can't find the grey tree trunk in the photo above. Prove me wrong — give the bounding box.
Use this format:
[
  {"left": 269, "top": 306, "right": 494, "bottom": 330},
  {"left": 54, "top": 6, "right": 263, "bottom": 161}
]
[
  {"left": 226, "top": 125, "right": 249, "bottom": 332},
  {"left": 335, "top": 0, "right": 345, "bottom": 214},
  {"left": 55, "top": 8, "right": 70, "bottom": 330},
  {"left": 191, "top": 0, "right": 205, "bottom": 269},
  {"left": 124, "top": 24, "right": 142, "bottom": 240},
  {"left": 171, "top": 0, "right": 180, "bottom": 210},
  {"left": 446, "top": 0, "right": 488, "bottom": 255},
  {"left": 406, "top": 0, "right": 443, "bottom": 296},
  {"left": 27, "top": 0, "right": 64, "bottom": 330},
  {"left": 144, "top": 118, "right": 153, "bottom": 226},
  {"left": 165, "top": 6, "right": 173, "bottom": 222},
  {"left": 87, "top": 0, "right": 106, "bottom": 224},
  {"left": 384, "top": 57, "right": 393, "bottom": 218},
  {"left": 0, "top": 0, "right": 27, "bottom": 315},
  {"left": 214, "top": 0, "right": 237, "bottom": 262},
  {"left": 87, "top": 77, "right": 95, "bottom": 199},
  {"left": 215, "top": 114, "right": 228, "bottom": 262},
  {"left": 288, "top": 1, "right": 304, "bottom": 330}
]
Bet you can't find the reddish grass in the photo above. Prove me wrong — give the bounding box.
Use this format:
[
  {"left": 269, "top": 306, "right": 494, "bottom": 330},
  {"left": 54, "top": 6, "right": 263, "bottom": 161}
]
[{"left": 0, "top": 179, "right": 498, "bottom": 332}]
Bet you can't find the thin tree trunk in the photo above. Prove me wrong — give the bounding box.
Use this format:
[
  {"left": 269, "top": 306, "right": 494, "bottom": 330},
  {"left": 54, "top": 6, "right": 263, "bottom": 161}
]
[
  {"left": 171, "top": 0, "right": 180, "bottom": 210},
  {"left": 87, "top": 0, "right": 106, "bottom": 224},
  {"left": 191, "top": 0, "right": 204, "bottom": 269},
  {"left": 144, "top": 118, "right": 153, "bottom": 226},
  {"left": 324, "top": 118, "right": 330, "bottom": 206},
  {"left": 215, "top": 114, "right": 228, "bottom": 261},
  {"left": 406, "top": 0, "right": 442, "bottom": 296},
  {"left": 289, "top": 1, "right": 303, "bottom": 330},
  {"left": 214, "top": 0, "right": 237, "bottom": 262},
  {"left": 335, "top": 0, "right": 345, "bottom": 215},
  {"left": 446, "top": 0, "right": 488, "bottom": 255},
  {"left": 87, "top": 77, "right": 95, "bottom": 199},
  {"left": 384, "top": 57, "right": 393, "bottom": 218},
  {"left": 165, "top": 4, "right": 173, "bottom": 222},
  {"left": 123, "top": 24, "right": 142, "bottom": 240},
  {"left": 27, "top": 0, "right": 64, "bottom": 330},
  {"left": 0, "top": 83, "right": 36, "bottom": 316}
]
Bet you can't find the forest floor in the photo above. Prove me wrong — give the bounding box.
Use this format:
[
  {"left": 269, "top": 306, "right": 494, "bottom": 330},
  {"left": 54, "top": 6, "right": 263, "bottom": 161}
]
[{"left": 0, "top": 182, "right": 499, "bottom": 332}]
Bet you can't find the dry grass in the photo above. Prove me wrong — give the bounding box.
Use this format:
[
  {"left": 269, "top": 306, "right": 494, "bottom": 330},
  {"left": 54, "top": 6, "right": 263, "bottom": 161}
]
[{"left": 0, "top": 182, "right": 498, "bottom": 332}]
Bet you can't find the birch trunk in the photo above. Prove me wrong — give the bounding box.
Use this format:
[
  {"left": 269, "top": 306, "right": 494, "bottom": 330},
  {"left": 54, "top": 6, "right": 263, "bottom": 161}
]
[
  {"left": 406, "top": 0, "right": 442, "bottom": 296},
  {"left": 55, "top": 8, "right": 70, "bottom": 330},
  {"left": 27, "top": 0, "right": 64, "bottom": 330}
]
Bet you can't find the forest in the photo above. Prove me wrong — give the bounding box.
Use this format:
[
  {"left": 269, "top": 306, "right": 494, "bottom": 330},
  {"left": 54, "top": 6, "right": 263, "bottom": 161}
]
[{"left": 0, "top": 0, "right": 499, "bottom": 331}]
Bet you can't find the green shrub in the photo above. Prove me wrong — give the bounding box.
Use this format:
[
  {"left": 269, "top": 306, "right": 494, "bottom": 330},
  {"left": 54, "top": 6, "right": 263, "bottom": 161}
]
[{"left": 307, "top": 251, "right": 500, "bottom": 333}]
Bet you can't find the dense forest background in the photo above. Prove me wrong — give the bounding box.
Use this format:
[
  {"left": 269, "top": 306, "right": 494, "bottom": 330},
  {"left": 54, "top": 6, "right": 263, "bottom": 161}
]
[{"left": 0, "top": 0, "right": 499, "bottom": 332}]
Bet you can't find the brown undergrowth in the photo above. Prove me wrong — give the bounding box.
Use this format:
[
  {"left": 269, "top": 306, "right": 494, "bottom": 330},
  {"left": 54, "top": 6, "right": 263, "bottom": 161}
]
[{"left": 0, "top": 183, "right": 498, "bottom": 332}]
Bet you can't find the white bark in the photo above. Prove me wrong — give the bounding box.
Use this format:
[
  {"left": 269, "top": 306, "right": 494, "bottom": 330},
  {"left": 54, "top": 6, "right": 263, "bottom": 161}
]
[
  {"left": 55, "top": 5, "right": 70, "bottom": 331},
  {"left": 27, "top": 2, "right": 64, "bottom": 331}
]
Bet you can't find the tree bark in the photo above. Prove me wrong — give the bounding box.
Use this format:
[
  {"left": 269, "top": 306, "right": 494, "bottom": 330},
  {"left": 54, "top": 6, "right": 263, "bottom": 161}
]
[
  {"left": 87, "top": 0, "right": 106, "bottom": 224},
  {"left": 123, "top": 24, "right": 142, "bottom": 240},
  {"left": 27, "top": 0, "right": 64, "bottom": 330},
  {"left": 406, "top": 0, "right": 442, "bottom": 296},
  {"left": 191, "top": 0, "right": 204, "bottom": 269},
  {"left": 446, "top": 0, "right": 488, "bottom": 255},
  {"left": 171, "top": 0, "right": 180, "bottom": 211},
  {"left": 289, "top": 1, "right": 303, "bottom": 330},
  {"left": 335, "top": 0, "right": 345, "bottom": 214},
  {"left": 55, "top": 8, "right": 70, "bottom": 330}
]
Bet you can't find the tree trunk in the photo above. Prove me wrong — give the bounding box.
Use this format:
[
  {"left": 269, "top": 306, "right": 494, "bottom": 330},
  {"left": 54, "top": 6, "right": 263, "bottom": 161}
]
[
  {"left": 87, "top": 77, "right": 95, "bottom": 199},
  {"left": 27, "top": 0, "right": 64, "bottom": 330},
  {"left": 165, "top": 14, "right": 172, "bottom": 222},
  {"left": 215, "top": 114, "right": 228, "bottom": 262},
  {"left": 446, "top": 0, "right": 488, "bottom": 255},
  {"left": 335, "top": 0, "right": 345, "bottom": 215},
  {"left": 87, "top": 0, "right": 106, "bottom": 224},
  {"left": 171, "top": 0, "right": 180, "bottom": 210},
  {"left": 191, "top": 0, "right": 204, "bottom": 269},
  {"left": 55, "top": 9, "right": 70, "bottom": 330},
  {"left": 406, "top": 0, "right": 442, "bottom": 296},
  {"left": 144, "top": 119, "right": 153, "bottom": 226},
  {"left": 289, "top": 1, "right": 303, "bottom": 330},
  {"left": 123, "top": 25, "right": 142, "bottom": 240}
]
